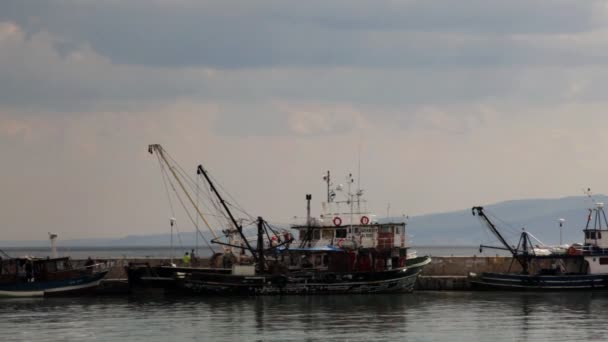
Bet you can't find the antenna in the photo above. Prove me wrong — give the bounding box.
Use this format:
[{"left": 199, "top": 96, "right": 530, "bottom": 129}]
[
  {"left": 323, "top": 171, "right": 332, "bottom": 203},
  {"left": 357, "top": 139, "right": 361, "bottom": 192}
]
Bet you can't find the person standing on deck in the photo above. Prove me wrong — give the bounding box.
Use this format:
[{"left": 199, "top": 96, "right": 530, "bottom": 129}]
[
  {"left": 182, "top": 252, "right": 191, "bottom": 267},
  {"left": 190, "top": 249, "right": 197, "bottom": 267},
  {"left": 25, "top": 260, "right": 33, "bottom": 282},
  {"left": 85, "top": 257, "right": 95, "bottom": 274}
]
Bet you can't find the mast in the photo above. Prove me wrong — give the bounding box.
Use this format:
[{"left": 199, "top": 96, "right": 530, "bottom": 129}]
[
  {"left": 306, "top": 194, "right": 312, "bottom": 226},
  {"left": 257, "top": 217, "right": 265, "bottom": 273},
  {"left": 324, "top": 171, "right": 332, "bottom": 203},
  {"left": 348, "top": 173, "right": 354, "bottom": 235},
  {"left": 196, "top": 164, "right": 258, "bottom": 262}
]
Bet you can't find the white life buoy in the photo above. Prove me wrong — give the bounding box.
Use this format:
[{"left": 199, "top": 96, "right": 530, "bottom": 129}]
[
  {"left": 337, "top": 238, "right": 345, "bottom": 247},
  {"left": 360, "top": 216, "right": 370, "bottom": 225},
  {"left": 333, "top": 217, "right": 342, "bottom": 226}
]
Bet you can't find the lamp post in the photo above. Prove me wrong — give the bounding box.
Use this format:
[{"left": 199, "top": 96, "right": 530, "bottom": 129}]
[
  {"left": 559, "top": 218, "right": 565, "bottom": 246},
  {"left": 170, "top": 217, "right": 176, "bottom": 264}
]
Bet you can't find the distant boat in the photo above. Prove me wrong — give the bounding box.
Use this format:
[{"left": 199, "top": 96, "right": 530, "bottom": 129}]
[
  {"left": 127, "top": 145, "right": 430, "bottom": 295},
  {"left": 469, "top": 200, "right": 608, "bottom": 290},
  {"left": 0, "top": 256, "right": 108, "bottom": 297}
]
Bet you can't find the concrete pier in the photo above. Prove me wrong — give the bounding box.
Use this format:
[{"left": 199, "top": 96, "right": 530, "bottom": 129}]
[{"left": 414, "top": 256, "right": 521, "bottom": 290}]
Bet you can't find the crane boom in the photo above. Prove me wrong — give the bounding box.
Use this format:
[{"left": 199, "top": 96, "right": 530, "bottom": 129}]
[
  {"left": 197, "top": 164, "right": 258, "bottom": 263},
  {"left": 472, "top": 206, "right": 516, "bottom": 255}
]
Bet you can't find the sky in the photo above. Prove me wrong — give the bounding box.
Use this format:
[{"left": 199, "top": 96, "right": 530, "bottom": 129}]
[{"left": 2, "top": 1, "right": 608, "bottom": 240}]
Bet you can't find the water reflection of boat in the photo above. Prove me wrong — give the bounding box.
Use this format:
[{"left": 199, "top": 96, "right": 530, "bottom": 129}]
[
  {"left": 127, "top": 145, "right": 430, "bottom": 295},
  {"left": 469, "top": 201, "right": 608, "bottom": 290}
]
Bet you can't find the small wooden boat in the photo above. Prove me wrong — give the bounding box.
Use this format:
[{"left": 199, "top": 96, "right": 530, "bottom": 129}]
[{"left": 0, "top": 256, "right": 108, "bottom": 297}]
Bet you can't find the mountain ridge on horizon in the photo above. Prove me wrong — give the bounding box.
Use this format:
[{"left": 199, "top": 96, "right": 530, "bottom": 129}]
[{"left": 2, "top": 194, "right": 605, "bottom": 248}]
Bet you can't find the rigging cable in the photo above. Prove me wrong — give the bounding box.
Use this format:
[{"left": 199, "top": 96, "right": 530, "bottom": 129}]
[
  {"left": 156, "top": 148, "right": 221, "bottom": 240},
  {"left": 157, "top": 154, "right": 179, "bottom": 260},
  {"left": 163, "top": 164, "right": 215, "bottom": 253},
  {"left": 0, "top": 248, "right": 11, "bottom": 259},
  {"left": 207, "top": 171, "right": 255, "bottom": 221}
]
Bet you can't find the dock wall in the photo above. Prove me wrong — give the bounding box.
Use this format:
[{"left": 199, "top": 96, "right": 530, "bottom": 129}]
[{"left": 420, "top": 256, "right": 521, "bottom": 276}]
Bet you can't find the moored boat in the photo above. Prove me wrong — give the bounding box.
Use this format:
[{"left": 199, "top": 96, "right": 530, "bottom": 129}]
[
  {"left": 0, "top": 256, "right": 108, "bottom": 297},
  {"left": 469, "top": 199, "right": 608, "bottom": 290},
  {"left": 128, "top": 144, "right": 430, "bottom": 295}
]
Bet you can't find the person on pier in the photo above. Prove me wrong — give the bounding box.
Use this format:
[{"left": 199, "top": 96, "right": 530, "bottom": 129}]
[{"left": 182, "top": 252, "right": 191, "bottom": 267}]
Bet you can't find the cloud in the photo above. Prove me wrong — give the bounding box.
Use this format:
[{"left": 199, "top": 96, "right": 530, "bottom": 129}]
[
  {"left": 1, "top": 1, "right": 607, "bottom": 69},
  {"left": 3, "top": 2, "right": 608, "bottom": 119},
  {"left": 4, "top": 1, "right": 608, "bottom": 241}
]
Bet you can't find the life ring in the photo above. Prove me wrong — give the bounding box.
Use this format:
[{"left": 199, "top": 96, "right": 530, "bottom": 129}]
[
  {"left": 567, "top": 246, "right": 577, "bottom": 256},
  {"left": 360, "top": 216, "right": 370, "bottom": 225},
  {"left": 337, "top": 238, "right": 345, "bottom": 247},
  {"left": 333, "top": 217, "right": 342, "bottom": 226}
]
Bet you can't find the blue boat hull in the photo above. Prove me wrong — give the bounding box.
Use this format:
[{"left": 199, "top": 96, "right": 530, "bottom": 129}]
[{"left": 0, "top": 271, "right": 108, "bottom": 297}]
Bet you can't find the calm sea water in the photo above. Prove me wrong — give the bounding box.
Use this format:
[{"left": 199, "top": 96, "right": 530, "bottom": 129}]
[
  {"left": 1, "top": 292, "right": 608, "bottom": 341},
  {"left": 0, "top": 245, "right": 511, "bottom": 260}
]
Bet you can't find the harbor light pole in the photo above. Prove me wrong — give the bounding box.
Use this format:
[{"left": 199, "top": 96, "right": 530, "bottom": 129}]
[
  {"left": 170, "top": 217, "right": 176, "bottom": 264},
  {"left": 559, "top": 218, "right": 565, "bottom": 246}
]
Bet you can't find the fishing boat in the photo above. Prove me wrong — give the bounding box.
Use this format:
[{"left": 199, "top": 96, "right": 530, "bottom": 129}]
[
  {"left": 469, "top": 201, "right": 608, "bottom": 290},
  {"left": 0, "top": 236, "right": 108, "bottom": 297},
  {"left": 127, "top": 144, "right": 430, "bottom": 295}
]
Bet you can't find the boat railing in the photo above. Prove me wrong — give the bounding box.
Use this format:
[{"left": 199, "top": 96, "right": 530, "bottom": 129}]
[
  {"left": 73, "top": 262, "right": 111, "bottom": 273},
  {"left": 583, "top": 246, "right": 608, "bottom": 256},
  {"left": 566, "top": 245, "right": 608, "bottom": 256}
]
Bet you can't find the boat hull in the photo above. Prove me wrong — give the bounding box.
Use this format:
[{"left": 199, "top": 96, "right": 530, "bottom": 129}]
[
  {"left": 471, "top": 272, "right": 608, "bottom": 290},
  {"left": 128, "top": 256, "right": 432, "bottom": 296},
  {"left": 181, "top": 256, "right": 431, "bottom": 296},
  {"left": 0, "top": 271, "right": 108, "bottom": 298}
]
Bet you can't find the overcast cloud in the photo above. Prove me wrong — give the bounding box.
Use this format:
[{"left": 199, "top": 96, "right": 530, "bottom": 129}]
[{"left": 2, "top": 1, "right": 608, "bottom": 241}]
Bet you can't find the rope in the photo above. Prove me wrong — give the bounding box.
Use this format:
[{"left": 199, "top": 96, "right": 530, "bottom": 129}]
[
  {"left": 207, "top": 171, "right": 255, "bottom": 221},
  {"left": 157, "top": 155, "right": 178, "bottom": 260},
  {"left": 157, "top": 153, "right": 215, "bottom": 253},
  {"left": 167, "top": 173, "right": 215, "bottom": 253},
  {"left": 157, "top": 155, "right": 176, "bottom": 222},
  {"left": 0, "top": 248, "right": 11, "bottom": 259}
]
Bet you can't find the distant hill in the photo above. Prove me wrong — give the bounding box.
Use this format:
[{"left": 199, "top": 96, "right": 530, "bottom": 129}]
[
  {"left": 406, "top": 195, "right": 607, "bottom": 246},
  {"left": 2, "top": 195, "right": 605, "bottom": 248}
]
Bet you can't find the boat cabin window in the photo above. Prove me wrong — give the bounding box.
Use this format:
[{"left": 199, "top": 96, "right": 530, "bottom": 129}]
[
  {"left": 600, "top": 258, "right": 608, "bottom": 265},
  {"left": 381, "top": 226, "right": 391, "bottom": 233},
  {"left": 313, "top": 230, "right": 321, "bottom": 240},
  {"left": 322, "top": 229, "right": 333, "bottom": 239},
  {"left": 289, "top": 255, "right": 298, "bottom": 267},
  {"left": 314, "top": 255, "right": 323, "bottom": 267},
  {"left": 395, "top": 227, "right": 401, "bottom": 235},
  {"left": 586, "top": 231, "right": 603, "bottom": 239},
  {"left": 45, "top": 261, "right": 57, "bottom": 272},
  {"left": 335, "top": 229, "right": 347, "bottom": 238}
]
